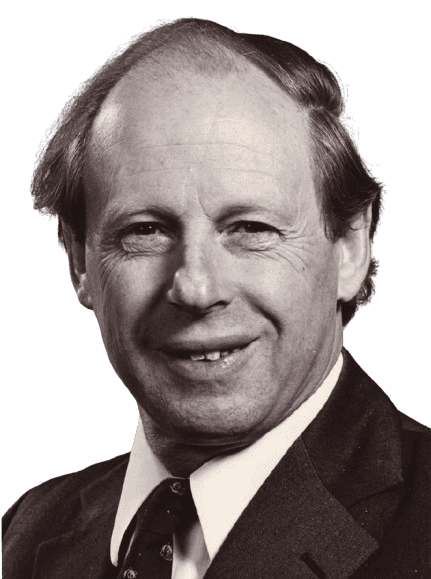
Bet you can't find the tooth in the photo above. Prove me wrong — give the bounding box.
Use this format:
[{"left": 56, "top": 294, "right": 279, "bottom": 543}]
[
  {"left": 205, "top": 351, "right": 221, "bottom": 361},
  {"left": 220, "top": 350, "right": 229, "bottom": 357},
  {"left": 190, "top": 353, "right": 205, "bottom": 361}
]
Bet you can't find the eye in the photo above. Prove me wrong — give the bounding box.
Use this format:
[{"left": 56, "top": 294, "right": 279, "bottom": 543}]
[
  {"left": 120, "top": 222, "right": 175, "bottom": 254},
  {"left": 232, "top": 221, "right": 276, "bottom": 234},
  {"left": 128, "top": 222, "right": 163, "bottom": 235},
  {"left": 226, "top": 220, "right": 280, "bottom": 251}
]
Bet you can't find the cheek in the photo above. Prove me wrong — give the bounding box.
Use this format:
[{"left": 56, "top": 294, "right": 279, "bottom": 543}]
[
  {"left": 236, "top": 251, "right": 337, "bottom": 360},
  {"left": 86, "top": 254, "right": 162, "bottom": 345},
  {"left": 236, "top": 243, "right": 339, "bottom": 328}
]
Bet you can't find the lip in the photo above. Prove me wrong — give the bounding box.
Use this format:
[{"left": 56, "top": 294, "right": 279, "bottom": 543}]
[
  {"left": 155, "top": 335, "right": 258, "bottom": 379},
  {"left": 158, "top": 334, "right": 256, "bottom": 356}
]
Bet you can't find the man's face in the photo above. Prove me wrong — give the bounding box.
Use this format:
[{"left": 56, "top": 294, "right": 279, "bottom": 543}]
[{"left": 82, "top": 63, "right": 343, "bottom": 448}]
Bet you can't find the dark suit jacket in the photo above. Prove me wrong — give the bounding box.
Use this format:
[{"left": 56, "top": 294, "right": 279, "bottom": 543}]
[{"left": 3, "top": 350, "right": 431, "bottom": 578}]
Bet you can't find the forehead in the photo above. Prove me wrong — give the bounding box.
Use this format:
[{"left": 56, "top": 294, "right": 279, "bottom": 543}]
[
  {"left": 86, "top": 60, "right": 314, "bottom": 217},
  {"left": 90, "top": 58, "right": 309, "bottom": 160}
]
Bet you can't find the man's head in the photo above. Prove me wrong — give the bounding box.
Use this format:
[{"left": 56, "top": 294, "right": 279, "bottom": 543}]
[
  {"left": 33, "top": 19, "right": 382, "bottom": 326},
  {"left": 32, "top": 19, "right": 382, "bottom": 461}
]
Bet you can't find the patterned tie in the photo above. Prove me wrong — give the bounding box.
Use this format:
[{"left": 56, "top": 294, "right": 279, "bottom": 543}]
[{"left": 117, "top": 478, "right": 195, "bottom": 579}]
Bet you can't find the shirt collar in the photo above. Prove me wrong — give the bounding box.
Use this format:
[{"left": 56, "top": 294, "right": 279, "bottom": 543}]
[{"left": 111, "top": 352, "right": 343, "bottom": 565}]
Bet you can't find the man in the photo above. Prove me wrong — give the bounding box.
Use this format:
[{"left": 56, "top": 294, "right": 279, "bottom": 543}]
[{"left": 3, "top": 17, "right": 430, "bottom": 579}]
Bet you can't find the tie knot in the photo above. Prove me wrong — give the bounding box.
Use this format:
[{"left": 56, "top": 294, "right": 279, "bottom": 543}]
[{"left": 136, "top": 478, "right": 195, "bottom": 536}]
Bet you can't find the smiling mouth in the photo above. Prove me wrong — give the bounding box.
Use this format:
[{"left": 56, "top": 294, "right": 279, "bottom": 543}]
[
  {"left": 184, "top": 347, "right": 244, "bottom": 361},
  {"left": 160, "top": 341, "right": 251, "bottom": 362}
]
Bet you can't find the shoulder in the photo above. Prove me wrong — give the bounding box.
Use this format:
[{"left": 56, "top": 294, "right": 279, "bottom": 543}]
[
  {"left": 3, "top": 453, "right": 129, "bottom": 543},
  {"left": 398, "top": 411, "right": 431, "bottom": 495},
  {"left": 341, "top": 349, "right": 431, "bottom": 440},
  {"left": 399, "top": 411, "right": 431, "bottom": 435},
  {"left": 345, "top": 348, "right": 431, "bottom": 468},
  {"left": 306, "top": 352, "right": 431, "bottom": 574},
  {"left": 361, "top": 413, "right": 431, "bottom": 576},
  {"left": 304, "top": 349, "right": 431, "bottom": 504}
]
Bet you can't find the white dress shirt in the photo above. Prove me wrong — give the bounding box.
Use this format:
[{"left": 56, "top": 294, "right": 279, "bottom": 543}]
[{"left": 111, "top": 352, "right": 343, "bottom": 578}]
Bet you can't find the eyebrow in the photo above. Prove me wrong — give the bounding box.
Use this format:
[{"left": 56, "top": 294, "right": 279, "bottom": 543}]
[{"left": 215, "top": 203, "right": 280, "bottom": 221}]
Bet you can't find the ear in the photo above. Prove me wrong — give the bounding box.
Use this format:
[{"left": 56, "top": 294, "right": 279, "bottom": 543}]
[
  {"left": 62, "top": 225, "right": 93, "bottom": 310},
  {"left": 337, "top": 206, "right": 372, "bottom": 303}
]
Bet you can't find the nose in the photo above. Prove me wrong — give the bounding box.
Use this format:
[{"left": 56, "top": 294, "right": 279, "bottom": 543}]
[{"left": 167, "top": 240, "right": 233, "bottom": 314}]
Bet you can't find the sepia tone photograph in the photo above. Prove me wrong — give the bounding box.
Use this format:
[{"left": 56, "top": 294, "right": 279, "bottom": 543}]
[{"left": 3, "top": 1, "right": 430, "bottom": 577}]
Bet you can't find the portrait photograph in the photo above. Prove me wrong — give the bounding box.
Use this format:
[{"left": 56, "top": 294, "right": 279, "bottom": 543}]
[{"left": 3, "top": 1, "right": 430, "bottom": 577}]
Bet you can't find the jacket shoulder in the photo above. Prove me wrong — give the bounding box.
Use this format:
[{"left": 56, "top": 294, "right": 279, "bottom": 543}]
[
  {"left": 2, "top": 453, "right": 129, "bottom": 548},
  {"left": 398, "top": 410, "right": 431, "bottom": 481},
  {"left": 399, "top": 410, "right": 431, "bottom": 434}
]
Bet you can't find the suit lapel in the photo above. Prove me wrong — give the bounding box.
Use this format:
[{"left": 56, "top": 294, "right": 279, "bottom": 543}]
[
  {"left": 302, "top": 349, "right": 404, "bottom": 509},
  {"left": 33, "top": 459, "right": 127, "bottom": 579},
  {"left": 205, "top": 438, "right": 378, "bottom": 579}
]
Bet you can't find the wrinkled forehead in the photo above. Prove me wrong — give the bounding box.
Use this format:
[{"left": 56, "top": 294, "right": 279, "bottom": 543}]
[{"left": 88, "top": 57, "right": 311, "bottom": 175}]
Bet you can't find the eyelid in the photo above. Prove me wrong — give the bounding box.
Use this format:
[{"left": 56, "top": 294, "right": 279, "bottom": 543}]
[
  {"left": 113, "top": 210, "right": 177, "bottom": 231},
  {"left": 229, "top": 220, "right": 280, "bottom": 233},
  {"left": 127, "top": 221, "right": 162, "bottom": 231},
  {"left": 123, "top": 220, "right": 174, "bottom": 235}
]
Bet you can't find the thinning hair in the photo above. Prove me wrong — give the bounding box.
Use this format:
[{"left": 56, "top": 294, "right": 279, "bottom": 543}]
[{"left": 32, "top": 18, "right": 382, "bottom": 325}]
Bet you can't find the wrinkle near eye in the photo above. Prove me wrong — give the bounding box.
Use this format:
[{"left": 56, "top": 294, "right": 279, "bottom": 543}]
[{"left": 96, "top": 251, "right": 122, "bottom": 295}]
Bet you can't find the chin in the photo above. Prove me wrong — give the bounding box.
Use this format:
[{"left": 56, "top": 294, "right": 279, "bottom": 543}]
[{"left": 146, "top": 397, "right": 277, "bottom": 448}]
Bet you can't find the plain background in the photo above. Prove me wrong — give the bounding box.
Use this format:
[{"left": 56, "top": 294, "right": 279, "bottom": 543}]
[{"left": 2, "top": 1, "right": 430, "bottom": 514}]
